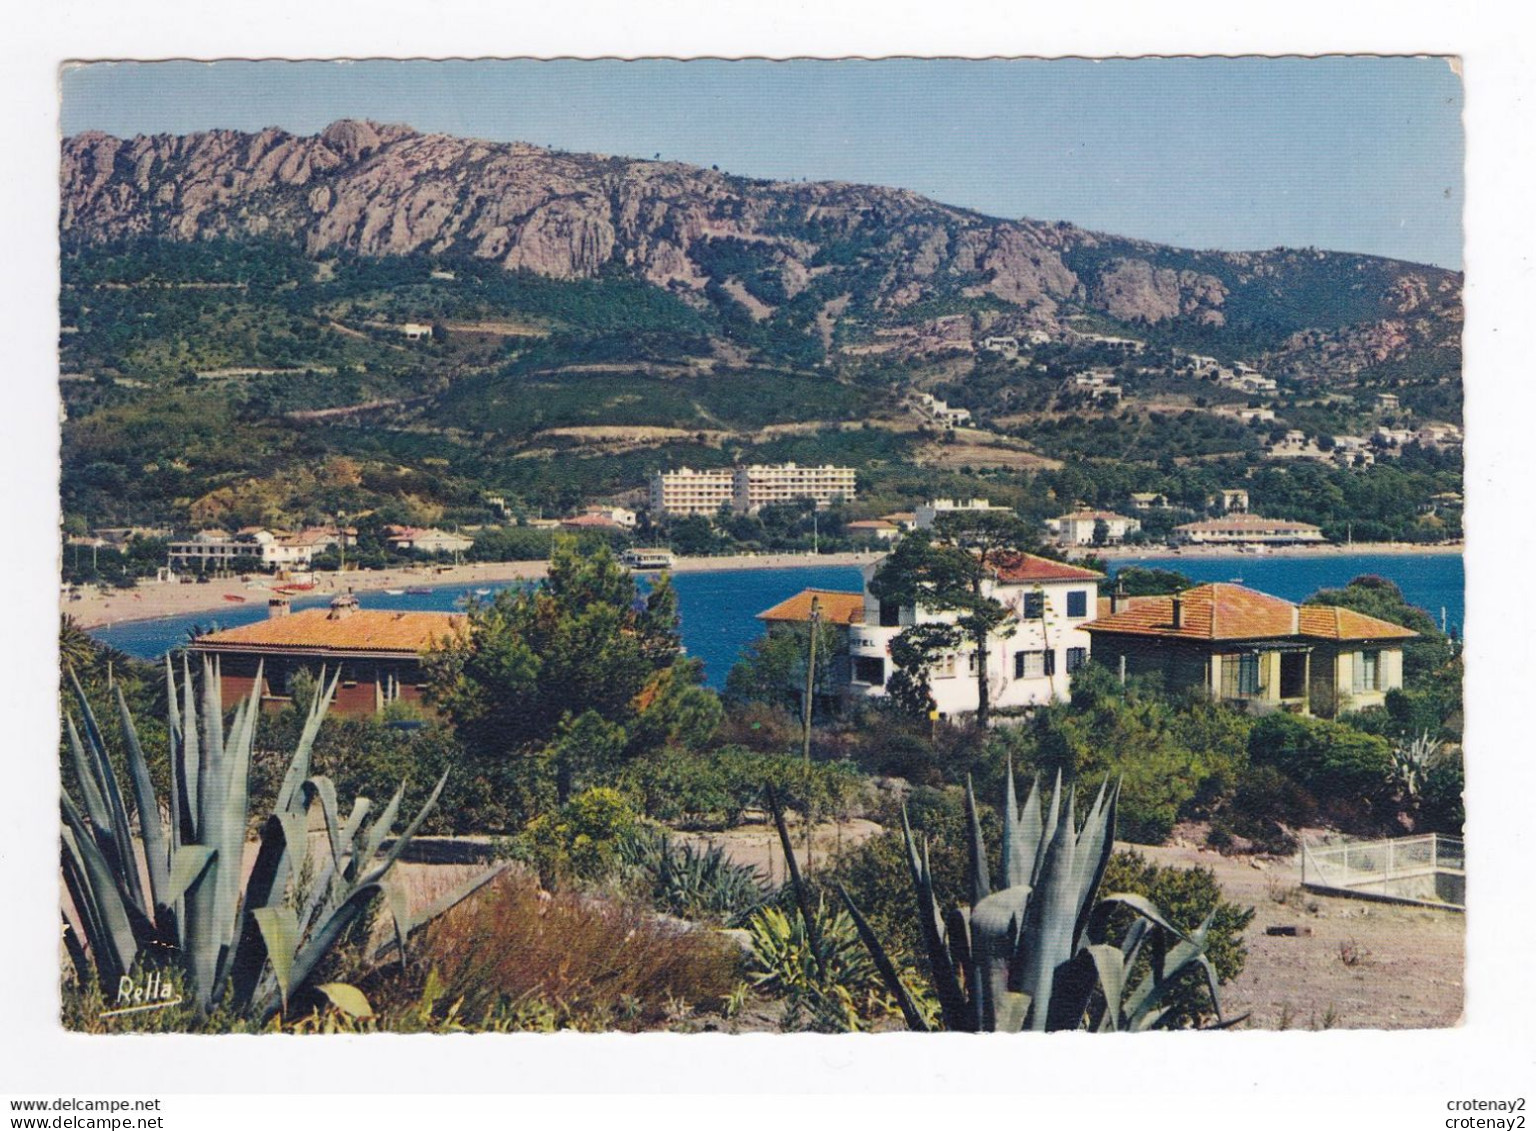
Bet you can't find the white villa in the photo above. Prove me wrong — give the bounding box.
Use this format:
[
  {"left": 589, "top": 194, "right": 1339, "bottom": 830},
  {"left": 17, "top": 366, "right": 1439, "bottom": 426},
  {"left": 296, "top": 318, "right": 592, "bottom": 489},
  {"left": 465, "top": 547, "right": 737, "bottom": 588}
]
[
  {"left": 1049, "top": 509, "right": 1141, "bottom": 545},
  {"left": 846, "top": 551, "right": 1103, "bottom": 717},
  {"left": 914, "top": 498, "right": 1013, "bottom": 530}
]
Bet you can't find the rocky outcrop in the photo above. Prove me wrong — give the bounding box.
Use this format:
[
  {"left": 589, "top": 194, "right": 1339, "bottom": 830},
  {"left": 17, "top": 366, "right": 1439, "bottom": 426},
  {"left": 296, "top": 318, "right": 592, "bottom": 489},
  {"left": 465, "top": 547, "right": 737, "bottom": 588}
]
[
  {"left": 60, "top": 120, "right": 1460, "bottom": 363},
  {"left": 61, "top": 120, "right": 1094, "bottom": 312},
  {"left": 1091, "top": 258, "right": 1227, "bottom": 325}
]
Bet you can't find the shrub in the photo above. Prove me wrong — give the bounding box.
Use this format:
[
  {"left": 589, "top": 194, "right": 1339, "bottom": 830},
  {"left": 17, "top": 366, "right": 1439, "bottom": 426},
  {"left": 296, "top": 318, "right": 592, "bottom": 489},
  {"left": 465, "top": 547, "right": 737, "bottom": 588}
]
[
  {"left": 827, "top": 785, "right": 1000, "bottom": 968},
  {"left": 1248, "top": 713, "right": 1393, "bottom": 814},
  {"left": 1212, "top": 764, "right": 1320, "bottom": 854},
  {"left": 1099, "top": 850, "right": 1254, "bottom": 1027},
  {"left": 1420, "top": 751, "right": 1465, "bottom": 835},
  {"left": 519, "top": 787, "right": 639, "bottom": 888},
  {"left": 744, "top": 900, "right": 903, "bottom": 1031},
  {"left": 617, "top": 827, "right": 769, "bottom": 926},
  {"left": 1025, "top": 664, "right": 1250, "bottom": 845},
  {"left": 385, "top": 872, "right": 741, "bottom": 1030},
  {"left": 617, "top": 745, "right": 863, "bottom": 829}
]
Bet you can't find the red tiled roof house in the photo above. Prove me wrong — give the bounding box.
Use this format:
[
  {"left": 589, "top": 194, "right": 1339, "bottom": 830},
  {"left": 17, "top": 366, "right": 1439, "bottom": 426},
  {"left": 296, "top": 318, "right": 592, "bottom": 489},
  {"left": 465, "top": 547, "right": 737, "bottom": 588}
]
[
  {"left": 1083, "top": 582, "right": 1416, "bottom": 716},
  {"left": 189, "top": 594, "right": 465, "bottom": 716}
]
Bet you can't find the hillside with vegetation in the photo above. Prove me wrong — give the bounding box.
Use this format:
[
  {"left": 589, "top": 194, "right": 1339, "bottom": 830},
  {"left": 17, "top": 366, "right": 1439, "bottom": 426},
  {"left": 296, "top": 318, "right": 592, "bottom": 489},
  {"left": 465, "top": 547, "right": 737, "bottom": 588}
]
[{"left": 60, "top": 121, "right": 1461, "bottom": 551}]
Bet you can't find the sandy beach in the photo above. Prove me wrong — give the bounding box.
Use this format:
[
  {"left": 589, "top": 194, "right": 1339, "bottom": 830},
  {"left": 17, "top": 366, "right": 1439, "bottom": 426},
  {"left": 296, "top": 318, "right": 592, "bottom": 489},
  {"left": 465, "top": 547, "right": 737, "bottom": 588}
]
[{"left": 64, "top": 551, "right": 884, "bottom": 631}]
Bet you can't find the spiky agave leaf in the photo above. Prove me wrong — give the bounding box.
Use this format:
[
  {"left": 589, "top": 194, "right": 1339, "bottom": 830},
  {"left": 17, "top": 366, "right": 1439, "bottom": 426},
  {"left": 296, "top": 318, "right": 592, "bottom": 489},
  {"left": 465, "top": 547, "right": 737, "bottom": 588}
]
[
  {"left": 113, "top": 685, "right": 172, "bottom": 932},
  {"left": 898, "top": 806, "right": 967, "bottom": 1030},
  {"left": 836, "top": 883, "right": 930, "bottom": 1031}
]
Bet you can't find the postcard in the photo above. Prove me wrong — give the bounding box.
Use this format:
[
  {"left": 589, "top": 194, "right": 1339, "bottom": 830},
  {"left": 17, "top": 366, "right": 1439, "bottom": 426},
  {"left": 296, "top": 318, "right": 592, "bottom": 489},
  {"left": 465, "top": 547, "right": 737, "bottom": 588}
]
[{"left": 5, "top": 15, "right": 1532, "bottom": 1117}]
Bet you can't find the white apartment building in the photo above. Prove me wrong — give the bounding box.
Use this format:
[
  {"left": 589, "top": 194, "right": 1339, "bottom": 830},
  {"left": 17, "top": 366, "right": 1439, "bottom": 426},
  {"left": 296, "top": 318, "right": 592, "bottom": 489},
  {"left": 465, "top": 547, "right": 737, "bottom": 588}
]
[
  {"left": 167, "top": 528, "right": 318, "bottom": 571},
  {"left": 1050, "top": 509, "right": 1141, "bottom": 545},
  {"left": 649, "top": 468, "right": 736, "bottom": 516},
  {"left": 914, "top": 498, "right": 1013, "bottom": 530},
  {"left": 733, "top": 463, "right": 857, "bottom": 512},
  {"left": 650, "top": 464, "right": 857, "bottom": 517},
  {"left": 846, "top": 552, "right": 1104, "bottom": 716}
]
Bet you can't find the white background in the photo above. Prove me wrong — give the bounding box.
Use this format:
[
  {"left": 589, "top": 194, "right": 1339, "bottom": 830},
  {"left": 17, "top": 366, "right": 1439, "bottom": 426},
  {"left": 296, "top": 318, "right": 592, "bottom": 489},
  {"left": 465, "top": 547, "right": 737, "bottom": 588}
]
[{"left": 1, "top": 0, "right": 1531, "bottom": 1118}]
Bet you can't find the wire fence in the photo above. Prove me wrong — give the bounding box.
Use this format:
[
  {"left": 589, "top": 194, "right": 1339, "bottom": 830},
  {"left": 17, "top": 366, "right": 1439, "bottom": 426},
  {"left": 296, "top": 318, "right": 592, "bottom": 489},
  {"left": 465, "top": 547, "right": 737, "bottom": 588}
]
[{"left": 1301, "top": 833, "right": 1464, "bottom": 910}]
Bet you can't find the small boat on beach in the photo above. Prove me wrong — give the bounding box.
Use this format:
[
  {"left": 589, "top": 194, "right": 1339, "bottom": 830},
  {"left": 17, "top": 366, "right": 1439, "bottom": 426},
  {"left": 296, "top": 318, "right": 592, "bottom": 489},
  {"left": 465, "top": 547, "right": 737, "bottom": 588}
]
[{"left": 223, "top": 594, "right": 247, "bottom": 603}]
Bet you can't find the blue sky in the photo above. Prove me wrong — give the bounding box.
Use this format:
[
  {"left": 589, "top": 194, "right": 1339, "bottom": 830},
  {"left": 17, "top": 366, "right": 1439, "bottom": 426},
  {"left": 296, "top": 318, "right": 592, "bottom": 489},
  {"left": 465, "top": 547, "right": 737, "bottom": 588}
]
[{"left": 60, "top": 57, "right": 1464, "bottom": 268}]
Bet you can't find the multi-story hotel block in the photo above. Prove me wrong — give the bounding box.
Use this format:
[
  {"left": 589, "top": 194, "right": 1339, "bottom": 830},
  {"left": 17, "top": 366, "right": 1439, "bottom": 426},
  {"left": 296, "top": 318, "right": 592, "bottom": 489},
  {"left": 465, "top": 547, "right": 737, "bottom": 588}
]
[
  {"left": 650, "top": 464, "right": 856, "bottom": 517},
  {"left": 732, "top": 463, "right": 856, "bottom": 513},
  {"left": 648, "top": 468, "right": 737, "bottom": 516}
]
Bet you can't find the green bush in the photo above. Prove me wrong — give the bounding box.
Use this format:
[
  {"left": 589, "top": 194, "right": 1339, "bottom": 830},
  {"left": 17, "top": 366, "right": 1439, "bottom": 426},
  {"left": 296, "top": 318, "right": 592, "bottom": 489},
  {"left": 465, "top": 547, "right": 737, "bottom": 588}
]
[
  {"left": 1025, "top": 664, "right": 1251, "bottom": 844},
  {"left": 744, "top": 900, "right": 902, "bottom": 1032},
  {"left": 1099, "top": 850, "right": 1254, "bottom": 1028},
  {"left": 616, "top": 828, "right": 769, "bottom": 926},
  {"left": 826, "top": 785, "right": 999, "bottom": 969},
  {"left": 1248, "top": 713, "right": 1393, "bottom": 811},
  {"left": 520, "top": 787, "right": 640, "bottom": 888},
  {"left": 1211, "top": 764, "right": 1318, "bottom": 854},
  {"left": 1420, "top": 751, "right": 1465, "bottom": 835},
  {"left": 617, "top": 745, "right": 863, "bottom": 829}
]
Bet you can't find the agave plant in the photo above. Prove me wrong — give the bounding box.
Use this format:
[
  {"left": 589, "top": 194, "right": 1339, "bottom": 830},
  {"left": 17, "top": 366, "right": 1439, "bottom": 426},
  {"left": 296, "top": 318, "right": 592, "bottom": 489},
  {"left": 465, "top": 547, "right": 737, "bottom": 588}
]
[
  {"left": 836, "top": 769, "right": 1235, "bottom": 1032},
  {"left": 60, "top": 658, "right": 496, "bottom": 1021},
  {"left": 618, "top": 828, "right": 769, "bottom": 925},
  {"left": 1391, "top": 731, "right": 1443, "bottom": 799}
]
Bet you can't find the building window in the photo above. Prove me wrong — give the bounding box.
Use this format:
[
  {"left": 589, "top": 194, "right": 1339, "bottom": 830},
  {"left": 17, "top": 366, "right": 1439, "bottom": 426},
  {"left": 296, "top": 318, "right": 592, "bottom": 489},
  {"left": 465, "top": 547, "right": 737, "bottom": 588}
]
[
  {"left": 1353, "top": 649, "right": 1381, "bottom": 693},
  {"left": 1022, "top": 592, "right": 1045, "bottom": 619},
  {"left": 1221, "top": 653, "right": 1261, "bottom": 698},
  {"left": 1014, "top": 650, "right": 1054, "bottom": 679},
  {"left": 853, "top": 656, "right": 886, "bottom": 686},
  {"left": 1066, "top": 647, "right": 1088, "bottom": 673},
  {"left": 932, "top": 653, "right": 958, "bottom": 679},
  {"left": 1066, "top": 590, "right": 1088, "bottom": 618},
  {"left": 878, "top": 601, "right": 901, "bottom": 628}
]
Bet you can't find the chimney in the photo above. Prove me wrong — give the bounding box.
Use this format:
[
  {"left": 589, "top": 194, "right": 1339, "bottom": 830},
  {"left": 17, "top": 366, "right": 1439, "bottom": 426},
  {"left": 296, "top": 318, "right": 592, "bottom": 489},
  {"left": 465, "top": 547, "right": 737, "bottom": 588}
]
[
  {"left": 1171, "top": 593, "right": 1183, "bottom": 630},
  {"left": 268, "top": 594, "right": 291, "bottom": 619},
  {"left": 327, "top": 590, "right": 359, "bottom": 620},
  {"left": 1110, "top": 578, "right": 1127, "bottom": 615}
]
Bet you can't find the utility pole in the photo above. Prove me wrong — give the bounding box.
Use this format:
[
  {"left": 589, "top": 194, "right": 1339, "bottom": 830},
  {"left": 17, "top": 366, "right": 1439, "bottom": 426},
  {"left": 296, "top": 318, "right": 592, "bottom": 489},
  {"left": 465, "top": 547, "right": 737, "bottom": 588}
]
[{"left": 801, "top": 594, "right": 821, "bottom": 875}]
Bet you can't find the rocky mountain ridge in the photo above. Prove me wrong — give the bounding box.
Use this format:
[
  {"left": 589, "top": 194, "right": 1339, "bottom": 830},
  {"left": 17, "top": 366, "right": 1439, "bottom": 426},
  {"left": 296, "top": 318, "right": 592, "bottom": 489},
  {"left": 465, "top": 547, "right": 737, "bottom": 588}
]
[{"left": 61, "top": 119, "right": 1461, "bottom": 374}]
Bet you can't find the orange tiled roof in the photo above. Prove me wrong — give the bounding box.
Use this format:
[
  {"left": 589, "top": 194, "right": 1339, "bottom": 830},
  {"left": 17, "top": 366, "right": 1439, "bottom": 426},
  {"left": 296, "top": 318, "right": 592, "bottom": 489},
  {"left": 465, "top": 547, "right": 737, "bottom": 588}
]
[
  {"left": 989, "top": 551, "right": 1103, "bottom": 584},
  {"left": 561, "top": 514, "right": 622, "bottom": 528},
  {"left": 757, "top": 589, "right": 866, "bottom": 626},
  {"left": 1298, "top": 605, "right": 1418, "bottom": 641},
  {"left": 191, "top": 609, "right": 466, "bottom": 655},
  {"left": 1085, "top": 583, "right": 1418, "bottom": 643}
]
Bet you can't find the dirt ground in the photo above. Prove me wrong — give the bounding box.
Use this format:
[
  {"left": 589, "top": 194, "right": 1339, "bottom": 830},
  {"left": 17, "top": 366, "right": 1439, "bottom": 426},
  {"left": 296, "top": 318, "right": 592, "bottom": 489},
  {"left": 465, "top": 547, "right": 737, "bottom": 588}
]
[
  {"left": 684, "top": 818, "right": 1463, "bottom": 1032},
  {"left": 1132, "top": 835, "right": 1463, "bottom": 1031}
]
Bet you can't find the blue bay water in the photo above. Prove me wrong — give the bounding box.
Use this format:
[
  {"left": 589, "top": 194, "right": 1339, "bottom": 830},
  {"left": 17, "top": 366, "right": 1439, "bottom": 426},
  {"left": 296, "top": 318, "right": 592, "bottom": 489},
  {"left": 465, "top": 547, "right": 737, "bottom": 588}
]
[{"left": 88, "top": 554, "right": 1461, "bottom": 689}]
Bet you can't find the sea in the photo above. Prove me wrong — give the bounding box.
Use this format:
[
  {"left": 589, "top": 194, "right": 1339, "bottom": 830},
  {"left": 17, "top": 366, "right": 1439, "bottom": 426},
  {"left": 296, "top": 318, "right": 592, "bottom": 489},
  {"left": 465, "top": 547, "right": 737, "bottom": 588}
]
[{"left": 88, "top": 553, "right": 1463, "bottom": 689}]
